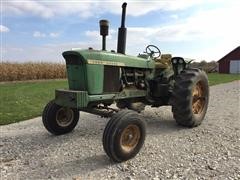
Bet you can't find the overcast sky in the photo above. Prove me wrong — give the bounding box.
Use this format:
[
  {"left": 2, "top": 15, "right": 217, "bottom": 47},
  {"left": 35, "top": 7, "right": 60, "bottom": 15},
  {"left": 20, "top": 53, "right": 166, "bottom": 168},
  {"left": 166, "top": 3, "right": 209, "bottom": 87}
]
[{"left": 1, "top": 0, "right": 240, "bottom": 63}]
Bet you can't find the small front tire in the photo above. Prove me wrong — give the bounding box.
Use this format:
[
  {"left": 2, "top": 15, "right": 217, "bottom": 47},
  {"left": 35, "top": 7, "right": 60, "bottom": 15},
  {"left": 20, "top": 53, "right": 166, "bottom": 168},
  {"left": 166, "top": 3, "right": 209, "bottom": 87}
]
[
  {"left": 42, "top": 100, "right": 79, "bottom": 135},
  {"left": 103, "top": 110, "right": 146, "bottom": 162}
]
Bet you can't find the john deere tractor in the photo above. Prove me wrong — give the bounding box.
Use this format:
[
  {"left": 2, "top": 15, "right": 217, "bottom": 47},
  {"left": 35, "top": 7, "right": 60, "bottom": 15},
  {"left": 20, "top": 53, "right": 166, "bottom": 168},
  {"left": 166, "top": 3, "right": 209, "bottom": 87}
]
[{"left": 42, "top": 3, "right": 209, "bottom": 162}]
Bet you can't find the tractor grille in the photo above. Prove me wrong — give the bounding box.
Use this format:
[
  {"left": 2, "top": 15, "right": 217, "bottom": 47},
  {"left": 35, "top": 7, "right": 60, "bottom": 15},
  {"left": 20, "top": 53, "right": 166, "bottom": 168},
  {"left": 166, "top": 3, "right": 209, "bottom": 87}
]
[{"left": 103, "top": 66, "right": 120, "bottom": 92}]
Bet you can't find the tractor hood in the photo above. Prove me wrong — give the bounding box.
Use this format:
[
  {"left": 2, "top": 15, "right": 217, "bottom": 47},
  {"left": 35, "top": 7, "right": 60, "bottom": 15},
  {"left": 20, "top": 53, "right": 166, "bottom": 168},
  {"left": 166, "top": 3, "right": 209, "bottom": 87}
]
[{"left": 62, "top": 49, "right": 154, "bottom": 69}]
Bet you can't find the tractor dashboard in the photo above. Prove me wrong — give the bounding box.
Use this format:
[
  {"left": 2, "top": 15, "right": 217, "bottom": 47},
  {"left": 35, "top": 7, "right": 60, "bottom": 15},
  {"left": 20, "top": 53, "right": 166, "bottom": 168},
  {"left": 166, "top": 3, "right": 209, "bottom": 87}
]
[{"left": 137, "top": 54, "right": 151, "bottom": 60}]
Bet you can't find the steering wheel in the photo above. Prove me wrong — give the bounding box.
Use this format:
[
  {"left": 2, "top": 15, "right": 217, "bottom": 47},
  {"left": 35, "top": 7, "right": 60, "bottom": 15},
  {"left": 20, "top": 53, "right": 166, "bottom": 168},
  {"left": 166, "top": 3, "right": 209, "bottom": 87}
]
[{"left": 145, "top": 45, "right": 161, "bottom": 58}]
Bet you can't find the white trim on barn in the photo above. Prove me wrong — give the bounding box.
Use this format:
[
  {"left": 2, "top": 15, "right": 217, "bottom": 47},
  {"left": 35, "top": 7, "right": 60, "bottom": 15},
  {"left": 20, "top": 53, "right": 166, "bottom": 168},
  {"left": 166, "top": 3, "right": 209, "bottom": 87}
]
[{"left": 230, "top": 60, "right": 240, "bottom": 74}]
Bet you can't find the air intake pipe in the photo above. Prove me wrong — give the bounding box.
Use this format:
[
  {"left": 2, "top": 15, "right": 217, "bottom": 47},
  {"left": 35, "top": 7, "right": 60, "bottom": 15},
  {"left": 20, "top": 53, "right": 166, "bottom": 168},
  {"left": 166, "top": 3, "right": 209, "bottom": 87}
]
[
  {"left": 99, "top": 20, "right": 109, "bottom": 51},
  {"left": 117, "top": 2, "right": 127, "bottom": 54}
]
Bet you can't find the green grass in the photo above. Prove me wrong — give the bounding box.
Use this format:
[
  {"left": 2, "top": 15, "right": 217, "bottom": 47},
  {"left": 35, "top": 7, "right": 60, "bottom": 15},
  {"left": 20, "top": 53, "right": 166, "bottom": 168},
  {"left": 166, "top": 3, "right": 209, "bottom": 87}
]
[
  {"left": 0, "top": 73, "right": 239, "bottom": 125},
  {"left": 207, "top": 73, "right": 240, "bottom": 86},
  {"left": 0, "top": 80, "right": 67, "bottom": 125}
]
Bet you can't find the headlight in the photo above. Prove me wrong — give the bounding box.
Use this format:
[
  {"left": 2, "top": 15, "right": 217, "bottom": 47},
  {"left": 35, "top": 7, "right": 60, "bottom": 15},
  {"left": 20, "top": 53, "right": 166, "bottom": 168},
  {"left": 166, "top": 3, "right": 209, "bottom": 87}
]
[
  {"left": 172, "top": 59, "right": 177, "bottom": 64},
  {"left": 179, "top": 59, "right": 184, "bottom": 64}
]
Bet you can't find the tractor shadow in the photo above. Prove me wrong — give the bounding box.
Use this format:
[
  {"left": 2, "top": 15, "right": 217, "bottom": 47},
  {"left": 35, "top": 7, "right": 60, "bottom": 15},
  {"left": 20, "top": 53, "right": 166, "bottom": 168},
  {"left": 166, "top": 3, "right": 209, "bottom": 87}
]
[
  {"left": 146, "top": 118, "right": 182, "bottom": 135},
  {"left": 141, "top": 108, "right": 186, "bottom": 135}
]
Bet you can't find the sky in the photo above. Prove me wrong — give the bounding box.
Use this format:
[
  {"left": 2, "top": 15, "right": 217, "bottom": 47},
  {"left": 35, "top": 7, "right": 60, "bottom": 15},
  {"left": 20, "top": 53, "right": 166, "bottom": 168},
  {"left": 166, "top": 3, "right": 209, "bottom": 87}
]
[{"left": 1, "top": 0, "right": 240, "bottom": 63}]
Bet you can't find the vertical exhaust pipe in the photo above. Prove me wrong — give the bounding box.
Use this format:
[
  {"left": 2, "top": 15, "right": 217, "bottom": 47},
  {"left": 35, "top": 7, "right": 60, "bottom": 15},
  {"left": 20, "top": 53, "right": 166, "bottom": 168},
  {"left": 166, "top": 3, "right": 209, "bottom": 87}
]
[{"left": 117, "top": 2, "right": 127, "bottom": 54}]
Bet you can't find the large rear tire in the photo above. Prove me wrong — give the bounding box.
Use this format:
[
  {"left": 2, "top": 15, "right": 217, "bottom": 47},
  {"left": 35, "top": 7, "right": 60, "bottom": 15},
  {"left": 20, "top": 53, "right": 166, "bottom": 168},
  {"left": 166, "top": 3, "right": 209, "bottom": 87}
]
[
  {"left": 103, "top": 110, "right": 146, "bottom": 162},
  {"left": 42, "top": 100, "right": 79, "bottom": 135},
  {"left": 171, "top": 69, "right": 209, "bottom": 127}
]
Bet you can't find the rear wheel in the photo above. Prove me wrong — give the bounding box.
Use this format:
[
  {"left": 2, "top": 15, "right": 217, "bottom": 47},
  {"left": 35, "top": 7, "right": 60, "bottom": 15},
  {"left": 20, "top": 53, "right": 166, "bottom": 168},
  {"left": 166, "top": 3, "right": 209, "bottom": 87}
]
[
  {"left": 103, "top": 110, "right": 146, "bottom": 162},
  {"left": 42, "top": 100, "right": 79, "bottom": 135},
  {"left": 171, "top": 69, "right": 209, "bottom": 127}
]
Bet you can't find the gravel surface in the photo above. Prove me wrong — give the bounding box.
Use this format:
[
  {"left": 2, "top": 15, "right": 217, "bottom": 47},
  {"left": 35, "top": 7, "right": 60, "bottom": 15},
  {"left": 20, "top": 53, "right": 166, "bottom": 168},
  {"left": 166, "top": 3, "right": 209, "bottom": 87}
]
[{"left": 1, "top": 81, "right": 240, "bottom": 180}]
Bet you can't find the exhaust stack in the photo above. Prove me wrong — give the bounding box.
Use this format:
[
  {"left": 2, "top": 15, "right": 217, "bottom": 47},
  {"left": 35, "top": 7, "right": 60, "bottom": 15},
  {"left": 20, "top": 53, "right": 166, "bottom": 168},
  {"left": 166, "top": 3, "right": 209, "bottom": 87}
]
[
  {"left": 117, "top": 2, "right": 127, "bottom": 54},
  {"left": 99, "top": 20, "right": 109, "bottom": 51}
]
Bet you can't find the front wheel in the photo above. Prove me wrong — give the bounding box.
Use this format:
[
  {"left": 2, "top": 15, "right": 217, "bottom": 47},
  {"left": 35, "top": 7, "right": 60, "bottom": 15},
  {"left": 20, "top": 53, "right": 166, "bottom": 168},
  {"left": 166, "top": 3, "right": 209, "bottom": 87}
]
[
  {"left": 42, "top": 100, "right": 79, "bottom": 135},
  {"left": 103, "top": 110, "right": 146, "bottom": 162}
]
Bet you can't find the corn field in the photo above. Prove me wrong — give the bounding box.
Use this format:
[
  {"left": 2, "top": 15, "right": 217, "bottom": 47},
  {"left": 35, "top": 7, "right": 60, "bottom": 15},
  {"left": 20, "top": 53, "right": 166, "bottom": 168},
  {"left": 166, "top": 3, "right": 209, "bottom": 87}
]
[
  {"left": 0, "top": 61, "right": 219, "bottom": 82},
  {"left": 0, "top": 62, "right": 66, "bottom": 82}
]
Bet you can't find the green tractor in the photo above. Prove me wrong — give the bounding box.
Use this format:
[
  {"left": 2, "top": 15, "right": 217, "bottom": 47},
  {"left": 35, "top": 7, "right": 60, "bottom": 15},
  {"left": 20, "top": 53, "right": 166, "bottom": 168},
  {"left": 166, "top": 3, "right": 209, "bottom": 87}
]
[{"left": 42, "top": 3, "right": 209, "bottom": 162}]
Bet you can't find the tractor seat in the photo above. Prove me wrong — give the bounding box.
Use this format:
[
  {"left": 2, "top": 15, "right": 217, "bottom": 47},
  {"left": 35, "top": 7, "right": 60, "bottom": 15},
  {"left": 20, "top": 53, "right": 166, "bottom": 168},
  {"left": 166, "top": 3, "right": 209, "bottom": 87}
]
[{"left": 155, "top": 54, "right": 172, "bottom": 69}]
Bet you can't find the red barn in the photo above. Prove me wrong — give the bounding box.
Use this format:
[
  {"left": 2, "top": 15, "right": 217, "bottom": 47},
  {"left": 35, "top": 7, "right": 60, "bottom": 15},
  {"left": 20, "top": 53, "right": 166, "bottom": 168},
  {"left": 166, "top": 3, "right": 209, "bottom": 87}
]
[{"left": 218, "top": 46, "right": 240, "bottom": 74}]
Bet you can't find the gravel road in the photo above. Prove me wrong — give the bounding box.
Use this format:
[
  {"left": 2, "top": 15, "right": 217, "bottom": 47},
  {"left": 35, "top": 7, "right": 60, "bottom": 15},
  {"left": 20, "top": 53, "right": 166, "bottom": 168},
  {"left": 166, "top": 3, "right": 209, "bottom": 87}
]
[{"left": 1, "top": 81, "right": 240, "bottom": 180}]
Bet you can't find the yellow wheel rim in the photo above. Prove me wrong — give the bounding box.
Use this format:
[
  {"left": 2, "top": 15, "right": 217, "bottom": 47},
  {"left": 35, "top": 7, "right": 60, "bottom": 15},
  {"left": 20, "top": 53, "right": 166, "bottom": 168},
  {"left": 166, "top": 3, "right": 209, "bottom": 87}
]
[
  {"left": 56, "top": 107, "right": 74, "bottom": 127},
  {"left": 192, "top": 81, "right": 206, "bottom": 114},
  {"left": 120, "top": 124, "right": 141, "bottom": 153}
]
